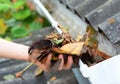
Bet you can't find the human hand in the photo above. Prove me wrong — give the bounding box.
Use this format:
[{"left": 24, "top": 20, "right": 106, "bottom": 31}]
[
  {"left": 30, "top": 52, "right": 73, "bottom": 72},
  {"left": 57, "top": 54, "right": 73, "bottom": 70}
]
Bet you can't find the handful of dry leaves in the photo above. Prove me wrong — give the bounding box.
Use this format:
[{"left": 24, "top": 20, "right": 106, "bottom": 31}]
[{"left": 15, "top": 26, "right": 111, "bottom": 79}]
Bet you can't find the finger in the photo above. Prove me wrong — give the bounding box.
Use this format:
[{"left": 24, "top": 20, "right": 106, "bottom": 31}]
[
  {"left": 64, "top": 56, "right": 73, "bottom": 70},
  {"left": 45, "top": 53, "right": 52, "bottom": 66},
  {"left": 58, "top": 54, "right": 64, "bottom": 70},
  {"left": 36, "top": 53, "right": 52, "bottom": 72},
  {"left": 35, "top": 61, "right": 45, "bottom": 70},
  {"left": 35, "top": 60, "right": 50, "bottom": 72}
]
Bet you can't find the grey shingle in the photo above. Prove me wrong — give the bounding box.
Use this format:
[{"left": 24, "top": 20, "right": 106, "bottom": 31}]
[
  {"left": 67, "top": 0, "right": 85, "bottom": 12},
  {"left": 75, "top": 0, "right": 106, "bottom": 19},
  {"left": 98, "top": 12, "right": 120, "bottom": 44},
  {"left": 85, "top": 0, "right": 120, "bottom": 30}
]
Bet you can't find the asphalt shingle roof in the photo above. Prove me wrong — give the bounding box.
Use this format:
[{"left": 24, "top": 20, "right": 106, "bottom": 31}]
[{"left": 60, "top": 0, "right": 120, "bottom": 44}]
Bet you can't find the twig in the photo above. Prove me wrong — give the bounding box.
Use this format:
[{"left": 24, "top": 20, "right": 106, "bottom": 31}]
[{"left": 15, "top": 62, "right": 34, "bottom": 79}]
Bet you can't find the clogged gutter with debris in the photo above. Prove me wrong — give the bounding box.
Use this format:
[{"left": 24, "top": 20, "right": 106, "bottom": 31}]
[
  {"left": 0, "top": 0, "right": 120, "bottom": 84},
  {"left": 15, "top": 0, "right": 114, "bottom": 79}
]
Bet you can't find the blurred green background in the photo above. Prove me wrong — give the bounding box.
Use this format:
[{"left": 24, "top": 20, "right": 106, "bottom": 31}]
[{"left": 0, "top": 0, "right": 50, "bottom": 41}]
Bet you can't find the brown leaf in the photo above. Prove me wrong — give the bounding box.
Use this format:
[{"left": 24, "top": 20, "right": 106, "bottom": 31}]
[
  {"left": 96, "top": 50, "right": 111, "bottom": 59},
  {"left": 52, "top": 42, "right": 84, "bottom": 55}
]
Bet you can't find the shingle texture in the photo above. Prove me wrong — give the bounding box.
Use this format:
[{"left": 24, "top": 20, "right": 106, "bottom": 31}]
[{"left": 60, "top": 0, "right": 120, "bottom": 44}]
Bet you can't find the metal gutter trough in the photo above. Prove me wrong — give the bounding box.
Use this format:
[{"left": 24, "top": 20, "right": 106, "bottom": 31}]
[{"left": 79, "top": 54, "right": 120, "bottom": 84}]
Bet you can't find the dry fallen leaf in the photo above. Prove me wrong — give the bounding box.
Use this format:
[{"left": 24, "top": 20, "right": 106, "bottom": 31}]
[{"left": 52, "top": 42, "right": 84, "bottom": 55}]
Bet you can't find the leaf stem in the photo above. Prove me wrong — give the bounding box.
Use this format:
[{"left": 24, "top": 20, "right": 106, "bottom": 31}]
[{"left": 21, "top": 62, "right": 34, "bottom": 73}]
